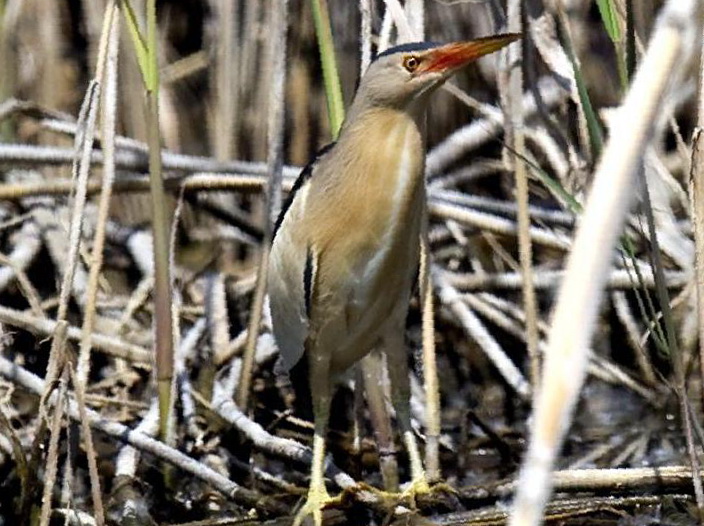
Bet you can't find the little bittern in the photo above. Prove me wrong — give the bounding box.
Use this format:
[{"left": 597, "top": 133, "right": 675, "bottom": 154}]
[{"left": 268, "top": 34, "right": 520, "bottom": 525}]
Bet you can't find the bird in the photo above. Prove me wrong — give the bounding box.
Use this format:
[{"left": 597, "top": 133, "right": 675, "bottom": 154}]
[{"left": 268, "top": 33, "right": 521, "bottom": 525}]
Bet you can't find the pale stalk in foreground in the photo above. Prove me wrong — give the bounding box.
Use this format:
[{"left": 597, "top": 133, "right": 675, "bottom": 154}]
[{"left": 508, "top": 1, "right": 701, "bottom": 525}]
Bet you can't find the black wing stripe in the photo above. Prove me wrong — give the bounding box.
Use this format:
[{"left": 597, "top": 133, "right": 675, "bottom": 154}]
[
  {"left": 303, "top": 247, "right": 315, "bottom": 318},
  {"left": 272, "top": 142, "right": 336, "bottom": 240}
]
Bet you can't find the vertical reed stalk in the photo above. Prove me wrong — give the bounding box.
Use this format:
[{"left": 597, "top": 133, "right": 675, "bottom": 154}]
[
  {"left": 236, "top": 0, "right": 289, "bottom": 408},
  {"left": 310, "top": 0, "right": 344, "bottom": 137},
  {"left": 121, "top": 0, "right": 174, "bottom": 441}
]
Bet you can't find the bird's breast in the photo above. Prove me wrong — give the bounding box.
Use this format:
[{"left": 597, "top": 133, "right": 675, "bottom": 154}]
[
  {"left": 310, "top": 115, "right": 424, "bottom": 283},
  {"left": 304, "top": 114, "right": 426, "bottom": 371}
]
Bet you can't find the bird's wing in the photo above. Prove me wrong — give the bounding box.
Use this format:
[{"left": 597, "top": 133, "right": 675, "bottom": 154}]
[
  {"left": 272, "top": 142, "right": 335, "bottom": 240},
  {"left": 268, "top": 144, "right": 333, "bottom": 371}
]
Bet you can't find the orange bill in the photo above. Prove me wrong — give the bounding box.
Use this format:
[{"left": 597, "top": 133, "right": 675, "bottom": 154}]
[{"left": 419, "top": 33, "right": 522, "bottom": 74}]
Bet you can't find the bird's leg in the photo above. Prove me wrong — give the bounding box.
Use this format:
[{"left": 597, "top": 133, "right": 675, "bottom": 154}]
[
  {"left": 293, "top": 357, "right": 334, "bottom": 526},
  {"left": 384, "top": 330, "right": 430, "bottom": 497}
]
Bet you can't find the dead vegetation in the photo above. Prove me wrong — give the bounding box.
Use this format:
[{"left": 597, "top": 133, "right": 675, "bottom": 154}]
[{"left": 0, "top": 0, "right": 703, "bottom": 525}]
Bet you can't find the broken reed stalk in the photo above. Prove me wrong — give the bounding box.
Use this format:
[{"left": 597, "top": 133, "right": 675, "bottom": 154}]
[
  {"left": 236, "top": 0, "right": 288, "bottom": 408},
  {"left": 508, "top": 1, "right": 701, "bottom": 525}
]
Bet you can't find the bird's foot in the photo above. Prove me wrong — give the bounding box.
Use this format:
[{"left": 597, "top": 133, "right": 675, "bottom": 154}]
[
  {"left": 400, "top": 475, "right": 462, "bottom": 511},
  {"left": 344, "top": 476, "right": 432, "bottom": 510},
  {"left": 292, "top": 485, "right": 337, "bottom": 526},
  {"left": 400, "top": 473, "right": 431, "bottom": 505}
]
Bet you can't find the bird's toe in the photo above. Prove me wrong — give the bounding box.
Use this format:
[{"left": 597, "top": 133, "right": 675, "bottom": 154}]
[{"left": 292, "top": 486, "right": 336, "bottom": 526}]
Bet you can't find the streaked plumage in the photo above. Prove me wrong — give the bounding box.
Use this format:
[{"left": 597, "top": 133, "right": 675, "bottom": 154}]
[{"left": 268, "top": 34, "right": 521, "bottom": 526}]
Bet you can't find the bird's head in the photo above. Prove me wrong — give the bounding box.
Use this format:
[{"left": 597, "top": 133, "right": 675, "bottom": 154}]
[{"left": 355, "top": 33, "right": 521, "bottom": 111}]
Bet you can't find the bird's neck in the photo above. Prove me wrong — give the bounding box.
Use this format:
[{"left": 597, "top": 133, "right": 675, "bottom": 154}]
[
  {"left": 342, "top": 101, "right": 427, "bottom": 140},
  {"left": 337, "top": 105, "right": 427, "bottom": 170},
  {"left": 320, "top": 105, "right": 426, "bottom": 240}
]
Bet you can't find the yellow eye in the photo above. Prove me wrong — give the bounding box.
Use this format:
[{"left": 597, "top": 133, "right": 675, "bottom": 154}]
[{"left": 403, "top": 56, "right": 420, "bottom": 72}]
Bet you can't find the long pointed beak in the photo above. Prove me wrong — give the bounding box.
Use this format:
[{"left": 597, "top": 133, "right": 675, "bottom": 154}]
[{"left": 420, "top": 33, "right": 521, "bottom": 75}]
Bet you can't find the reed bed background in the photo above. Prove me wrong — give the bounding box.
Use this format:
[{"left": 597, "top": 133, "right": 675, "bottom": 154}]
[{"left": 0, "top": 0, "right": 703, "bottom": 525}]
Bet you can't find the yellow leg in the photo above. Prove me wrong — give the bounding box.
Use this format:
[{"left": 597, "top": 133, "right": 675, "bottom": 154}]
[
  {"left": 293, "top": 355, "right": 334, "bottom": 526},
  {"left": 401, "top": 429, "right": 431, "bottom": 494},
  {"left": 293, "top": 433, "right": 335, "bottom": 526}
]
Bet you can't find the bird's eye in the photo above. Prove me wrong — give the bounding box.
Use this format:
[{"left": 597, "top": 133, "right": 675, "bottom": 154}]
[{"left": 403, "top": 56, "right": 420, "bottom": 73}]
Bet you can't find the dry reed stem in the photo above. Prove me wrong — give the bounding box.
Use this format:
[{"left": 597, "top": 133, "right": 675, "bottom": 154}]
[
  {"left": 0, "top": 354, "right": 283, "bottom": 513},
  {"left": 503, "top": 0, "right": 540, "bottom": 389},
  {"left": 443, "top": 267, "right": 687, "bottom": 290},
  {"left": 236, "top": 0, "right": 288, "bottom": 408},
  {"left": 381, "top": 0, "right": 414, "bottom": 42},
  {"left": 0, "top": 219, "right": 41, "bottom": 296},
  {"left": 39, "top": 359, "right": 68, "bottom": 526},
  {"left": 425, "top": 77, "right": 565, "bottom": 176},
  {"left": 420, "top": 225, "right": 440, "bottom": 480},
  {"left": 175, "top": 318, "right": 206, "bottom": 439},
  {"left": 114, "top": 400, "right": 159, "bottom": 478},
  {"left": 429, "top": 201, "right": 572, "bottom": 250},
  {"left": 78, "top": 0, "right": 120, "bottom": 386},
  {"left": 464, "top": 292, "right": 654, "bottom": 401},
  {"left": 404, "top": 0, "right": 424, "bottom": 38},
  {"left": 0, "top": 251, "right": 43, "bottom": 316},
  {"left": 361, "top": 350, "right": 399, "bottom": 491},
  {"left": 36, "top": 58, "right": 103, "bottom": 524},
  {"left": 0, "top": 303, "right": 151, "bottom": 362},
  {"left": 433, "top": 266, "right": 531, "bottom": 398},
  {"left": 56, "top": 80, "right": 101, "bottom": 323},
  {"left": 51, "top": 16, "right": 119, "bottom": 526},
  {"left": 691, "top": 22, "right": 704, "bottom": 423},
  {"left": 508, "top": 1, "right": 701, "bottom": 524},
  {"left": 434, "top": 188, "right": 574, "bottom": 226},
  {"left": 611, "top": 291, "right": 658, "bottom": 385},
  {"left": 206, "top": 274, "right": 231, "bottom": 365},
  {"left": 209, "top": 0, "right": 238, "bottom": 161},
  {"left": 394, "top": 0, "right": 444, "bottom": 482},
  {"left": 438, "top": 495, "right": 689, "bottom": 526},
  {"left": 68, "top": 366, "right": 106, "bottom": 526},
  {"left": 359, "top": 0, "right": 372, "bottom": 73},
  {"left": 468, "top": 465, "right": 704, "bottom": 499}
]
